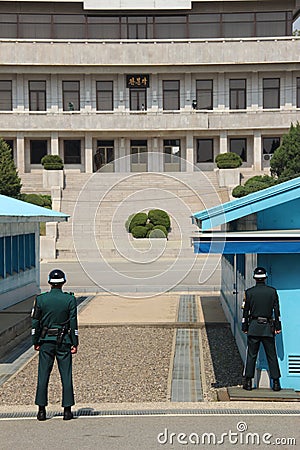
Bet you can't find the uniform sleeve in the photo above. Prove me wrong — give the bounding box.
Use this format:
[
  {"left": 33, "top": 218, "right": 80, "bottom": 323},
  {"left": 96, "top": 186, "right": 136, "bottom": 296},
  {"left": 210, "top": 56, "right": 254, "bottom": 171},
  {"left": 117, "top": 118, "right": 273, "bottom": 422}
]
[
  {"left": 273, "top": 289, "right": 281, "bottom": 332},
  {"left": 242, "top": 290, "right": 250, "bottom": 332},
  {"left": 69, "top": 295, "right": 79, "bottom": 346},
  {"left": 31, "top": 296, "right": 42, "bottom": 345}
]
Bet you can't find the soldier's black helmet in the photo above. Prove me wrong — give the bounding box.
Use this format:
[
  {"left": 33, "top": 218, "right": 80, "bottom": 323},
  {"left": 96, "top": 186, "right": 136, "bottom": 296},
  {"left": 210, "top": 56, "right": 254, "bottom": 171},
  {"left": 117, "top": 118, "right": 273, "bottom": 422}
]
[
  {"left": 48, "top": 269, "right": 66, "bottom": 285},
  {"left": 253, "top": 266, "right": 268, "bottom": 280}
]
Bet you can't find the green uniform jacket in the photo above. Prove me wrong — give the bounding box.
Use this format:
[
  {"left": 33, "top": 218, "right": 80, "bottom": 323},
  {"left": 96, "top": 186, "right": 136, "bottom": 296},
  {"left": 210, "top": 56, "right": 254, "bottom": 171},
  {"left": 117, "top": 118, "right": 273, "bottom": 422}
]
[
  {"left": 31, "top": 288, "right": 79, "bottom": 346},
  {"left": 242, "top": 282, "right": 281, "bottom": 337}
]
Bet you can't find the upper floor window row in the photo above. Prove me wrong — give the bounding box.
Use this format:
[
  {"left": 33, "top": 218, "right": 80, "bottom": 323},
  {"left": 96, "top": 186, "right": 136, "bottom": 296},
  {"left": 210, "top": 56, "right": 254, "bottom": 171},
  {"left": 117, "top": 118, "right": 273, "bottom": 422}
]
[
  {"left": 2, "top": 77, "right": 300, "bottom": 111},
  {"left": 0, "top": 11, "right": 292, "bottom": 40}
]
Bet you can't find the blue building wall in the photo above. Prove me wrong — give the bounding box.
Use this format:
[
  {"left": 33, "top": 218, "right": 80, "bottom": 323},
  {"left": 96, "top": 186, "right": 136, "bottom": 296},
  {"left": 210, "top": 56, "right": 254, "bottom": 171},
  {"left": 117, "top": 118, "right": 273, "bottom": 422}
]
[{"left": 258, "top": 253, "right": 300, "bottom": 390}]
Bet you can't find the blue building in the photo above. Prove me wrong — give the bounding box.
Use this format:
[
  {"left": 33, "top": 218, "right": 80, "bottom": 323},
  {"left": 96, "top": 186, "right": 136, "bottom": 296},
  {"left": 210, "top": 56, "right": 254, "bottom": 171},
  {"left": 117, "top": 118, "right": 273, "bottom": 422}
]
[
  {"left": 192, "top": 177, "right": 300, "bottom": 390},
  {"left": 0, "top": 195, "right": 68, "bottom": 310}
]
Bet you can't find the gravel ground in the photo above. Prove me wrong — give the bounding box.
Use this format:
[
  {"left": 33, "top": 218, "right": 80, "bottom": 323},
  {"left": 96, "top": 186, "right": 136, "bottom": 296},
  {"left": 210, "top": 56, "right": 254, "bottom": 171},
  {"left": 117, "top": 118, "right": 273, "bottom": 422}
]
[
  {"left": 0, "top": 325, "right": 243, "bottom": 406},
  {"left": 0, "top": 327, "right": 174, "bottom": 406},
  {"left": 201, "top": 325, "right": 244, "bottom": 401}
]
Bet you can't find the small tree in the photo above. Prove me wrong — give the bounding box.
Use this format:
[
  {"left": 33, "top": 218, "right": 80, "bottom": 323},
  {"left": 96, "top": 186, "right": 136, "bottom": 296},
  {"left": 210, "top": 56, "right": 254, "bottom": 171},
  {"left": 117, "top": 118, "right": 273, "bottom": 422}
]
[
  {"left": 270, "top": 122, "right": 300, "bottom": 181},
  {"left": 0, "top": 138, "right": 22, "bottom": 198}
]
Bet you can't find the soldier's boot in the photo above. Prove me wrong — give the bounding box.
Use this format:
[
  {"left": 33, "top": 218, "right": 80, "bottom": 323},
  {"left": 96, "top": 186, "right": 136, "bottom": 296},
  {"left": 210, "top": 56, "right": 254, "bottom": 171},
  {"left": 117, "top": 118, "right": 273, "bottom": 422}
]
[
  {"left": 37, "top": 406, "right": 46, "bottom": 421},
  {"left": 63, "top": 406, "right": 74, "bottom": 421},
  {"left": 272, "top": 379, "right": 281, "bottom": 391},
  {"left": 243, "top": 378, "right": 252, "bottom": 391}
]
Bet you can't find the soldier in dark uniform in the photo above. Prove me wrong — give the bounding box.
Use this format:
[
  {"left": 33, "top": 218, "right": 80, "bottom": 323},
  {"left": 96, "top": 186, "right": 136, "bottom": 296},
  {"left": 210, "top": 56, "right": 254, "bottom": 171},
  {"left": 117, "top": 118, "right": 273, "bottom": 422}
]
[
  {"left": 31, "top": 269, "right": 79, "bottom": 421},
  {"left": 94, "top": 147, "right": 104, "bottom": 171},
  {"left": 242, "top": 266, "right": 281, "bottom": 391}
]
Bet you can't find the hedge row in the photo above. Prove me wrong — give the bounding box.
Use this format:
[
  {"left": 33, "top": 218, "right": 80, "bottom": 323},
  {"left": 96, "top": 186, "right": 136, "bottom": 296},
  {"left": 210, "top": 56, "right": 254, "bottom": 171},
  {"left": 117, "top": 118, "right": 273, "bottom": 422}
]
[{"left": 20, "top": 193, "right": 52, "bottom": 209}]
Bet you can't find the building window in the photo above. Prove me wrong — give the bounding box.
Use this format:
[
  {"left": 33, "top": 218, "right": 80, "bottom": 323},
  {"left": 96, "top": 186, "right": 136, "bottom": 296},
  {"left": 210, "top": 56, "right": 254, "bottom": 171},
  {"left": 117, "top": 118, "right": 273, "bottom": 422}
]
[
  {"left": 30, "top": 140, "right": 48, "bottom": 164},
  {"left": 230, "top": 138, "right": 247, "bottom": 161},
  {"left": 96, "top": 140, "right": 114, "bottom": 169},
  {"left": 64, "top": 140, "right": 81, "bottom": 164},
  {"left": 130, "top": 140, "right": 147, "bottom": 168},
  {"left": 236, "top": 254, "right": 246, "bottom": 278},
  {"left": 5, "top": 236, "right": 12, "bottom": 276},
  {"left": 29, "top": 81, "right": 46, "bottom": 111},
  {"left": 25, "top": 233, "right": 35, "bottom": 269},
  {"left": 155, "top": 16, "right": 187, "bottom": 39},
  {"left": 19, "top": 14, "right": 51, "bottom": 39},
  {"left": 96, "top": 81, "right": 113, "bottom": 111},
  {"left": 256, "top": 12, "right": 287, "bottom": 37},
  {"left": 263, "top": 78, "right": 280, "bottom": 109},
  {"left": 4, "top": 140, "right": 14, "bottom": 160},
  {"left": 163, "top": 139, "right": 181, "bottom": 164},
  {"left": 196, "top": 80, "right": 213, "bottom": 110},
  {"left": 88, "top": 16, "right": 120, "bottom": 39},
  {"left": 163, "top": 80, "right": 180, "bottom": 110},
  {"left": 196, "top": 139, "right": 214, "bottom": 163},
  {"left": 0, "top": 81, "right": 12, "bottom": 111},
  {"left": 129, "top": 88, "right": 147, "bottom": 111},
  {"left": 297, "top": 78, "right": 300, "bottom": 108},
  {"left": 262, "top": 137, "right": 280, "bottom": 161},
  {"left": 223, "top": 13, "right": 254, "bottom": 38},
  {"left": 63, "top": 81, "right": 80, "bottom": 111},
  {"left": 230, "top": 79, "right": 246, "bottom": 109},
  {"left": 53, "top": 14, "right": 86, "bottom": 39}
]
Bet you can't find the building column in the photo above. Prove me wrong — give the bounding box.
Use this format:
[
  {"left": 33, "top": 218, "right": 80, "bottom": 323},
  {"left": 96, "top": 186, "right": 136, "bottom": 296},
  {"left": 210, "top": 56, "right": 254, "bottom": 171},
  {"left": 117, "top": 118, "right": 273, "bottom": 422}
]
[
  {"left": 16, "top": 74, "right": 24, "bottom": 112},
  {"left": 253, "top": 131, "right": 262, "bottom": 171},
  {"left": 284, "top": 71, "right": 293, "bottom": 109},
  {"left": 85, "top": 133, "right": 93, "bottom": 174},
  {"left": 251, "top": 72, "right": 259, "bottom": 110},
  {"left": 184, "top": 73, "right": 192, "bottom": 110},
  {"left": 186, "top": 132, "right": 194, "bottom": 172},
  {"left": 50, "top": 74, "right": 59, "bottom": 112},
  {"left": 217, "top": 72, "right": 225, "bottom": 110},
  {"left": 16, "top": 133, "right": 25, "bottom": 174},
  {"left": 219, "top": 131, "right": 228, "bottom": 154},
  {"left": 50, "top": 132, "right": 59, "bottom": 155}
]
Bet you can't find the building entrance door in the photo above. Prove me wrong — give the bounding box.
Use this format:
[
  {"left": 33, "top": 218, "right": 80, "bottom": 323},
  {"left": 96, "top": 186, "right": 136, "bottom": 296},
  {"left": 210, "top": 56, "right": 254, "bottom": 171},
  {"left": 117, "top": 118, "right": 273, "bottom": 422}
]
[
  {"left": 130, "top": 140, "right": 147, "bottom": 172},
  {"left": 96, "top": 140, "right": 114, "bottom": 172},
  {"left": 164, "top": 139, "right": 181, "bottom": 172}
]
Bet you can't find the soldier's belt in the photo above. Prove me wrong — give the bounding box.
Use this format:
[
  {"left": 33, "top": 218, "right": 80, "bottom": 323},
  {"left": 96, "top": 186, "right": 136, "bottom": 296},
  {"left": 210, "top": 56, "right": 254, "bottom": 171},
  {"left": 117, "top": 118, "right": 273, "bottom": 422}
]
[
  {"left": 47, "top": 328, "right": 60, "bottom": 336},
  {"left": 252, "top": 316, "right": 271, "bottom": 324}
]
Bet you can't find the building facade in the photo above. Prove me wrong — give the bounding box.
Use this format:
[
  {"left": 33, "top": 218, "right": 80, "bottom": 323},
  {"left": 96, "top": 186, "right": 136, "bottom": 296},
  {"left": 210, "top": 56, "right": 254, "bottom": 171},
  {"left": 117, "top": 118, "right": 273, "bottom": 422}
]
[{"left": 0, "top": 0, "right": 300, "bottom": 175}]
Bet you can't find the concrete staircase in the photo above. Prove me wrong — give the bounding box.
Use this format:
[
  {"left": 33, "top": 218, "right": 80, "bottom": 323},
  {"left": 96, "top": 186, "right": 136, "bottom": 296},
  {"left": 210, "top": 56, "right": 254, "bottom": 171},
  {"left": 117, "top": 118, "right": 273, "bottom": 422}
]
[
  {"left": 20, "top": 172, "right": 49, "bottom": 195},
  {"left": 56, "top": 171, "right": 229, "bottom": 260}
]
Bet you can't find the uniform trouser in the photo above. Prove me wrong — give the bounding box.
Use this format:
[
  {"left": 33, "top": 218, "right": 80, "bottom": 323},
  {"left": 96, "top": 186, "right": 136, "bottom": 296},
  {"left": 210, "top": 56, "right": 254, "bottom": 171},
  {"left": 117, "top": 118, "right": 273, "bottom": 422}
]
[
  {"left": 244, "top": 335, "right": 281, "bottom": 380},
  {"left": 35, "top": 341, "right": 75, "bottom": 407}
]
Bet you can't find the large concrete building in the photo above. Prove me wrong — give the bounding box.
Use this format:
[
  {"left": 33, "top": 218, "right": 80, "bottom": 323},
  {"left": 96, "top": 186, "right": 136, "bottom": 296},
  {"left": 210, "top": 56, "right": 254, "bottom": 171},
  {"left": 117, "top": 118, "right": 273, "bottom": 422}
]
[{"left": 1, "top": 0, "right": 300, "bottom": 176}]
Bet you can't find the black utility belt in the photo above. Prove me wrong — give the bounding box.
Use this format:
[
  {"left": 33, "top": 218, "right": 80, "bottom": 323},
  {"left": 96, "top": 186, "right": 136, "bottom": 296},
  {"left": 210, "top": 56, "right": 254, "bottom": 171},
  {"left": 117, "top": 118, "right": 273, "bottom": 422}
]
[
  {"left": 47, "top": 328, "right": 60, "bottom": 336},
  {"left": 251, "top": 316, "right": 272, "bottom": 324}
]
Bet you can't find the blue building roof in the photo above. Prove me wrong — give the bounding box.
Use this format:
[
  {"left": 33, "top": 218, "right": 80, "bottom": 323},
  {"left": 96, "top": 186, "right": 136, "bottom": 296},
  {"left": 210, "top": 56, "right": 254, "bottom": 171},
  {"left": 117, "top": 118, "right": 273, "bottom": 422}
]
[
  {"left": 193, "top": 176, "right": 300, "bottom": 231},
  {"left": 0, "top": 195, "right": 69, "bottom": 223}
]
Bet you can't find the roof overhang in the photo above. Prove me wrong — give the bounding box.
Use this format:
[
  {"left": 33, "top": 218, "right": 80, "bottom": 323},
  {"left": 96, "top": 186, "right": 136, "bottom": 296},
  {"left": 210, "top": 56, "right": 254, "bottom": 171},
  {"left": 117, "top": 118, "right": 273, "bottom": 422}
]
[{"left": 192, "top": 231, "right": 300, "bottom": 254}]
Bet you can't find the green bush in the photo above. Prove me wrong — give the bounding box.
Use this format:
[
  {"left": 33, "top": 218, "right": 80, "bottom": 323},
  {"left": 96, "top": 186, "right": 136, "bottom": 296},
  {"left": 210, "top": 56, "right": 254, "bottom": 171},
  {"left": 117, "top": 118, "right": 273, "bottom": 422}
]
[
  {"left": 232, "top": 175, "right": 277, "bottom": 198},
  {"left": 215, "top": 152, "right": 243, "bottom": 169},
  {"left": 148, "top": 209, "right": 171, "bottom": 230},
  {"left": 131, "top": 225, "right": 148, "bottom": 239},
  {"left": 145, "top": 222, "right": 154, "bottom": 231},
  {"left": 41, "top": 154, "right": 64, "bottom": 170},
  {"left": 125, "top": 213, "right": 135, "bottom": 232},
  {"left": 147, "top": 228, "right": 167, "bottom": 239},
  {"left": 21, "top": 193, "right": 52, "bottom": 209},
  {"left": 128, "top": 212, "right": 148, "bottom": 233},
  {"left": 153, "top": 225, "right": 168, "bottom": 237}
]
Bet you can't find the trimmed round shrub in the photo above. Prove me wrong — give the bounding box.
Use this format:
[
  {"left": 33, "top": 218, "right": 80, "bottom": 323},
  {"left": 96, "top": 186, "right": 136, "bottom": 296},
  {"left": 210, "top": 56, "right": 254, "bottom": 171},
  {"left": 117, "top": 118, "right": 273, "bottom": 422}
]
[
  {"left": 148, "top": 209, "right": 171, "bottom": 230},
  {"left": 145, "top": 222, "right": 154, "bottom": 231},
  {"left": 215, "top": 152, "right": 243, "bottom": 169},
  {"left": 125, "top": 213, "right": 135, "bottom": 232},
  {"left": 41, "top": 154, "right": 64, "bottom": 170},
  {"left": 153, "top": 225, "right": 168, "bottom": 237},
  {"left": 232, "top": 175, "right": 277, "bottom": 198},
  {"left": 128, "top": 212, "right": 148, "bottom": 233},
  {"left": 131, "top": 225, "right": 148, "bottom": 239},
  {"left": 147, "top": 228, "right": 167, "bottom": 239}
]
